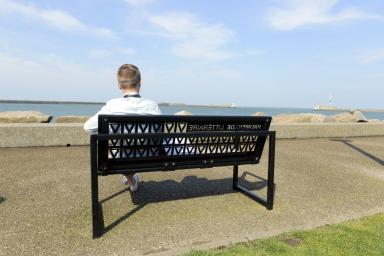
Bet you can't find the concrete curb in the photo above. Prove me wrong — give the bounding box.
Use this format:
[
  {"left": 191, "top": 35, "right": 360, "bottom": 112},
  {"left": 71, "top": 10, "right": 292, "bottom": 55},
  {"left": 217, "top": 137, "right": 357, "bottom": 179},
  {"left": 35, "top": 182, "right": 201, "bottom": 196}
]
[
  {"left": 0, "top": 123, "right": 88, "bottom": 148},
  {"left": 0, "top": 123, "right": 383, "bottom": 148},
  {"left": 271, "top": 123, "right": 384, "bottom": 139}
]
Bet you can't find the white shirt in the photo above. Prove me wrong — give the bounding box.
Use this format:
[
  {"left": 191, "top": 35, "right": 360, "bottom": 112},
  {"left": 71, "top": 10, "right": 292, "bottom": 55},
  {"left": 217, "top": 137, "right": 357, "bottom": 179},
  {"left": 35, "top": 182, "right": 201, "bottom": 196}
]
[{"left": 83, "top": 93, "right": 161, "bottom": 134}]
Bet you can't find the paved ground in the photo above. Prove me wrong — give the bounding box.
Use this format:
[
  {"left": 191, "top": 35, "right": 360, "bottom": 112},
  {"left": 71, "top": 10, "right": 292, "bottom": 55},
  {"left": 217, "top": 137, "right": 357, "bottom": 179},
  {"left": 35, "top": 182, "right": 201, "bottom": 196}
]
[{"left": 0, "top": 137, "right": 383, "bottom": 256}]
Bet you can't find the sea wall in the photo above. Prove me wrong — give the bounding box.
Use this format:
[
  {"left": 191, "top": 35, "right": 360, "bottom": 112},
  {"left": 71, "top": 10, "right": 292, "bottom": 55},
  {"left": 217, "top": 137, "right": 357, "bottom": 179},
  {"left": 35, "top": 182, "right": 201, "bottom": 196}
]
[{"left": 0, "top": 123, "right": 383, "bottom": 148}]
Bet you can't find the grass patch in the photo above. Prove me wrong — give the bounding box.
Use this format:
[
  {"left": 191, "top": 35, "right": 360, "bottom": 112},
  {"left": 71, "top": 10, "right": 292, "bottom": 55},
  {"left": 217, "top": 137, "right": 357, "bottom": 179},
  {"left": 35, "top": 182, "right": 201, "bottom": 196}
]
[{"left": 185, "top": 214, "right": 384, "bottom": 256}]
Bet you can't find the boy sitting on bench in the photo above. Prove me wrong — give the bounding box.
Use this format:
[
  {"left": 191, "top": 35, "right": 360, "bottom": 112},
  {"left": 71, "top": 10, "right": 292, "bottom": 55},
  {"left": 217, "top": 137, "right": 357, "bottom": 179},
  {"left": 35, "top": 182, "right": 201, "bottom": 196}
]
[{"left": 84, "top": 64, "right": 161, "bottom": 191}]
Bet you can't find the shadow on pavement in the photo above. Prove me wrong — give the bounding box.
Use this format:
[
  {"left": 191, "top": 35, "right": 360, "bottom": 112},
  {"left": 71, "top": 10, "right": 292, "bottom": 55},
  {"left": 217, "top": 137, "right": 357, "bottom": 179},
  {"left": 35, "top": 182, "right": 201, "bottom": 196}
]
[
  {"left": 130, "top": 172, "right": 267, "bottom": 205},
  {"left": 0, "top": 196, "right": 5, "bottom": 204},
  {"left": 331, "top": 139, "right": 383, "bottom": 166},
  {"left": 100, "top": 171, "right": 267, "bottom": 235}
]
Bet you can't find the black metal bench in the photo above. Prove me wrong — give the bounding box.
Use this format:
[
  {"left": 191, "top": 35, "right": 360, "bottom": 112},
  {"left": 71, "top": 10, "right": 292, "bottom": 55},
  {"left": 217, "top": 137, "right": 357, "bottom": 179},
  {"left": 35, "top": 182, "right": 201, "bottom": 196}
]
[{"left": 90, "top": 115, "right": 276, "bottom": 238}]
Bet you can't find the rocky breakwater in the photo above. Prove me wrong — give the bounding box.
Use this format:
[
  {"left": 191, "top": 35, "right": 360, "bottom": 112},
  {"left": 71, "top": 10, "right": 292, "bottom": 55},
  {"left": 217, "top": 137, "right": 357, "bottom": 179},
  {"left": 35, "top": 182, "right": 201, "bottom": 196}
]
[
  {"left": 269, "top": 111, "right": 378, "bottom": 123},
  {"left": 55, "top": 116, "right": 91, "bottom": 123},
  {"left": 174, "top": 110, "right": 193, "bottom": 116},
  {"left": 0, "top": 111, "right": 52, "bottom": 123},
  {"left": 252, "top": 112, "right": 267, "bottom": 116},
  {"left": 272, "top": 113, "right": 334, "bottom": 123}
]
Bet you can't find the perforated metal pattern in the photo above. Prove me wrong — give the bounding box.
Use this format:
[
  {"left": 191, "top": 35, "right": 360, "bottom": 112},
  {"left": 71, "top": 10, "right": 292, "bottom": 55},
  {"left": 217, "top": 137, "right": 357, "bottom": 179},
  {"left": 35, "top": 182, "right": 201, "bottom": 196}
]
[{"left": 97, "top": 115, "right": 271, "bottom": 171}]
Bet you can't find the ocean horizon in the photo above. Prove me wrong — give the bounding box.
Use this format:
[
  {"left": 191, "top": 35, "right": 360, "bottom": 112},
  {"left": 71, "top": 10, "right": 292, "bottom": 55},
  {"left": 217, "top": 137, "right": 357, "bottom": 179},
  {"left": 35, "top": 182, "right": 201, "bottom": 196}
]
[{"left": 1, "top": 102, "right": 383, "bottom": 120}]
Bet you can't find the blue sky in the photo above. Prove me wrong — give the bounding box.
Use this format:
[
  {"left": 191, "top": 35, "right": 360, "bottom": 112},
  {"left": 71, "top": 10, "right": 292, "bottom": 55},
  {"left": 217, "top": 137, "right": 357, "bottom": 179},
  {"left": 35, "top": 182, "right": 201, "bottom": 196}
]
[{"left": 0, "top": 0, "right": 383, "bottom": 108}]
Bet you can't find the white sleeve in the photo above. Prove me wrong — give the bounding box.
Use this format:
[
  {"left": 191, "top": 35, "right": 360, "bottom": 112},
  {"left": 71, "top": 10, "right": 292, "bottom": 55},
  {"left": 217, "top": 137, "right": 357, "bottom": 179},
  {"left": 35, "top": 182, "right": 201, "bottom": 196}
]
[
  {"left": 83, "top": 105, "right": 108, "bottom": 134},
  {"left": 141, "top": 101, "right": 162, "bottom": 115},
  {"left": 153, "top": 103, "right": 162, "bottom": 115}
]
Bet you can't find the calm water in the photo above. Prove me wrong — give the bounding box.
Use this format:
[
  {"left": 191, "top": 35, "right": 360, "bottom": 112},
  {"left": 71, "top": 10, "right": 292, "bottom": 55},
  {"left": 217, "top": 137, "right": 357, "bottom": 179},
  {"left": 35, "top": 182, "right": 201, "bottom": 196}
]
[{"left": 0, "top": 102, "right": 383, "bottom": 120}]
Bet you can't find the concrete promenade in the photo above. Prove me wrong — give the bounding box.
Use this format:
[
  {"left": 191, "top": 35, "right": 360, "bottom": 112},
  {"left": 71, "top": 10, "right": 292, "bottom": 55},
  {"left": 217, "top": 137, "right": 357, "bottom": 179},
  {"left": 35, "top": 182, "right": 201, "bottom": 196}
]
[{"left": 0, "top": 137, "right": 384, "bottom": 255}]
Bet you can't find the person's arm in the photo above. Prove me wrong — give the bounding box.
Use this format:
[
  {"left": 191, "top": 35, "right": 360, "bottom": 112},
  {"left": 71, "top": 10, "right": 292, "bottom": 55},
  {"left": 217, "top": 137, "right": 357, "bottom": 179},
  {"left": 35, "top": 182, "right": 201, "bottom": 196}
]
[
  {"left": 83, "top": 105, "right": 108, "bottom": 134},
  {"left": 152, "top": 103, "right": 161, "bottom": 115},
  {"left": 144, "top": 102, "right": 161, "bottom": 115}
]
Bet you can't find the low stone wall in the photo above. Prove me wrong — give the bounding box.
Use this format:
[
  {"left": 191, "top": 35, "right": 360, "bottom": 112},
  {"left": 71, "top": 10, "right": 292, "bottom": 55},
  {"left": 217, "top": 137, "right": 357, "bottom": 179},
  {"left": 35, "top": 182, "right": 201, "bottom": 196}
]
[
  {"left": 0, "top": 111, "right": 52, "bottom": 123},
  {"left": 271, "top": 123, "right": 384, "bottom": 139},
  {"left": 0, "top": 123, "right": 383, "bottom": 148},
  {"left": 0, "top": 124, "right": 88, "bottom": 148}
]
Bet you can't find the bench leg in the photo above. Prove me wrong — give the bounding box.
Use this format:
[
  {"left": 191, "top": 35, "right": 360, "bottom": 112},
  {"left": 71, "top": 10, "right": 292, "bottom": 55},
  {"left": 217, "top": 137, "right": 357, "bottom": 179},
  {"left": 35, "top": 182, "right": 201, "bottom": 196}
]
[
  {"left": 266, "top": 132, "right": 276, "bottom": 210},
  {"left": 232, "top": 132, "right": 275, "bottom": 210},
  {"left": 91, "top": 136, "right": 104, "bottom": 239},
  {"left": 233, "top": 165, "right": 239, "bottom": 190}
]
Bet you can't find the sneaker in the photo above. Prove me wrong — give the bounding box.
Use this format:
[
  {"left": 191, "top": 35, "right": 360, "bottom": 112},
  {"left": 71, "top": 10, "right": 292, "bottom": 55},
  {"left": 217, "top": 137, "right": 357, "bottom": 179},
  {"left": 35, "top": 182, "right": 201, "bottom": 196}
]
[
  {"left": 122, "top": 176, "right": 129, "bottom": 185},
  {"left": 130, "top": 174, "right": 139, "bottom": 192}
]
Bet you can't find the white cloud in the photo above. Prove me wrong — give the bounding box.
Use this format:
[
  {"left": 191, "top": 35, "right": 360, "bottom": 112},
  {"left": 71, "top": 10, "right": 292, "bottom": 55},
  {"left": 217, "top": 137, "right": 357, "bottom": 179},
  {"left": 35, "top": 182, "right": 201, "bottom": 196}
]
[
  {"left": 358, "top": 48, "right": 384, "bottom": 64},
  {"left": 0, "top": 0, "right": 115, "bottom": 38},
  {"left": 148, "top": 12, "right": 236, "bottom": 61},
  {"left": 0, "top": 53, "right": 114, "bottom": 101},
  {"left": 39, "top": 10, "right": 86, "bottom": 31},
  {"left": 122, "top": 3, "right": 263, "bottom": 61},
  {"left": 266, "top": 0, "right": 382, "bottom": 31}
]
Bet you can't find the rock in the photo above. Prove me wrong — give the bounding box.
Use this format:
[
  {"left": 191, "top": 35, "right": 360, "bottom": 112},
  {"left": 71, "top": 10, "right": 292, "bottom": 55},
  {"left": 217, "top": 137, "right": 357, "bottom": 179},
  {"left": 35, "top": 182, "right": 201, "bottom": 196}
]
[
  {"left": 272, "top": 113, "right": 335, "bottom": 123},
  {"left": 314, "top": 105, "right": 338, "bottom": 110},
  {"left": 311, "top": 115, "right": 335, "bottom": 123},
  {"left": 174, "top": 110, "right": 193, "bottom": 116},
  {"left": 352, "top": 111, "right": 368, "bottom": 122},
  {"left": 368, "top": 119, "right": 383, "bottom": 123},
  {"left": 273, "top": 114, "right": 309, "bottom": 123},
  {"left": 252, "top": 112, "right": 267, "bottom": 116},
  {"left": 0, "top": 111, "right": 52, "bottom": 123},
  {"left": 56, "top": 116, "right": 91, "bottom": 123},
  {"left": 330, "top": 112, "right": 355, "bottom": 122},
  {"left": 273, "top": 112, "right": 368, "bottom": 123}
]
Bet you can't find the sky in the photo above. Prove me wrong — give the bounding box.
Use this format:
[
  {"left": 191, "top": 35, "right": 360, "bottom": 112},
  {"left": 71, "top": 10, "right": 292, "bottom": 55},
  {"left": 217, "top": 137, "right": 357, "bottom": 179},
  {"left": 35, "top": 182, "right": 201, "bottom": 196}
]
[{"left": 0, "top": 0, "right": 383, "bottom": 108}]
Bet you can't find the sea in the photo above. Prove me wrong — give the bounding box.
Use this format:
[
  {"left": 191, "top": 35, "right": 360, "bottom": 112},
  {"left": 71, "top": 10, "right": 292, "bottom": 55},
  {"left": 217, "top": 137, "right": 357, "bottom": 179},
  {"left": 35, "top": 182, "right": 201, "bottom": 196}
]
[{"left": 0, "top": 102, "right": 383, "bottom": 120}]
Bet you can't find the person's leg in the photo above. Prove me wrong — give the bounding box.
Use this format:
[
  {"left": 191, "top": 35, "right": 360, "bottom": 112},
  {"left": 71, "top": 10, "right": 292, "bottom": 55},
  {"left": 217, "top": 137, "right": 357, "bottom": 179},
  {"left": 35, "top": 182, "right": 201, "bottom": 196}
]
[
  {"left": 125, "top": 173, "right": 134, "bottom": 185},
  {"left": 122, "top": 173, "right": 139, "bottom": 191}
]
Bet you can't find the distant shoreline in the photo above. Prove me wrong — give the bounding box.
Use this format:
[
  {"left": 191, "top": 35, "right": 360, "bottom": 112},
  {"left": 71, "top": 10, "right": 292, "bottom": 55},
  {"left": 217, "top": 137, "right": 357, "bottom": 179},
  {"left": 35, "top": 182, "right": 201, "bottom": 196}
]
[
  {"left": 0, "top": 100, "right": 236, "bottom": 108},
  {"left": 313, "top": 104, "right": 384, "bottom": 113},
  {"left": 315, "top": 108, "right": 384, "bottom": 113},
  {"left": 1, "top": 100, "right": 383, "bottom": 112},
  {"left": 0, "top": 99, "right": 104, "bottom": 105},
  {"left": 158, "top": 102, "right": 236, "bottom": 108}
]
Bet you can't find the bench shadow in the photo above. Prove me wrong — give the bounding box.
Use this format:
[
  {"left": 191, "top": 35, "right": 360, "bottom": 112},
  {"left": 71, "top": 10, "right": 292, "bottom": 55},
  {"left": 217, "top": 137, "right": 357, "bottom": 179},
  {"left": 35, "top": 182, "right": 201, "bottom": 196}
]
[
  {"left": 100, "top": 171, "right": 267, "bottom": 235},
  {"left": 130, "top": 172, "right": 267, "bottom": 205},
  {"left": 331, "top": 139, "right": 384, "bottom": 166}
]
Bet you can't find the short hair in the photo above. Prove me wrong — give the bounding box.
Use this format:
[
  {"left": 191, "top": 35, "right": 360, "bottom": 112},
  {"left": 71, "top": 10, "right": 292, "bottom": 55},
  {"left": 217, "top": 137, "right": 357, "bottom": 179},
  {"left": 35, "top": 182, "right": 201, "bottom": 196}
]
[{"left": 117, "top": 64, "right": 141, "bottom": 89}]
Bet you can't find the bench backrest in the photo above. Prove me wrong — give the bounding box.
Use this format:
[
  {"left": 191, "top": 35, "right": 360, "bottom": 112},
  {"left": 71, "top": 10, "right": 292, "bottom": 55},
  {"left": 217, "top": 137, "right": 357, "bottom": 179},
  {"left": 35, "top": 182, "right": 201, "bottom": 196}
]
[{"left": 97, "top": 115, "right": 271, "bottom": 173}]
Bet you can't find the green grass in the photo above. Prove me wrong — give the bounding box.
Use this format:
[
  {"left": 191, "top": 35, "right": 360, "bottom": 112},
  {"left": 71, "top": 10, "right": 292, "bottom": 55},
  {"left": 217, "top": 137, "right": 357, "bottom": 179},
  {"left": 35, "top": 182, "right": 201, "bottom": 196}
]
[{"left": 185, "top": 214, "right": 384, "bottom": 256}]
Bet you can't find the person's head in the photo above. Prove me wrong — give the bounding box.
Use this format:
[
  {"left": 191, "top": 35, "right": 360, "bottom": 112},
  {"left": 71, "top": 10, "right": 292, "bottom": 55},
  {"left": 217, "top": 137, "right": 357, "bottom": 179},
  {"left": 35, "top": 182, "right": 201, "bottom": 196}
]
[{"left": 117, "top": 64, "right": 141, "bottom": 93}]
